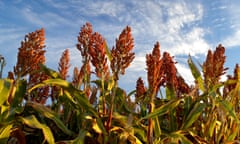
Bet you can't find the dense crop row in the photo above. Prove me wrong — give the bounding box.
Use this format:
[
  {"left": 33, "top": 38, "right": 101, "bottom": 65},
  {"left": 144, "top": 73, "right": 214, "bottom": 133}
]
[{"left": 0, "top": 23, "right": 239, "bottom": 143}]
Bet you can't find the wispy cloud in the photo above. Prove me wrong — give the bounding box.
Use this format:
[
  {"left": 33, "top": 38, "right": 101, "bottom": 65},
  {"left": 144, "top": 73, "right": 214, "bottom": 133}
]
[
  {"left": 223, "top": 30, "right": 240, "bottom": 47},
  {"left": 59, "top": 0, "right": 209, "bottom": 89},
  {"left": 21, "top": 7, "right": 75, "bottom": 28},
  {"left": 0, "top": 0, "right": 215, "bottom": 89},
  {"left": 221, "top": 2, "right": 240, "bottom": 48}
]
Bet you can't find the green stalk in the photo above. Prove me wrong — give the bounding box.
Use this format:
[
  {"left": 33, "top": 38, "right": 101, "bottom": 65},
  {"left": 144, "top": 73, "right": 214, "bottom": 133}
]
[
  {"left": 101, "top": 73, "right": 106, "bottom": 115},
  {"left": 106, "top": 73, "right": 118, "bottom": 132},
  {"left": 147, "top": 90, "right": 156, "bottom": 144}
]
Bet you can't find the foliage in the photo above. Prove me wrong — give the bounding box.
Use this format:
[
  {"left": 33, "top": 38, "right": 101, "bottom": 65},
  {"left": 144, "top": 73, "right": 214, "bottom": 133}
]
[{"left": 0, "top": 23, "right": 239, "bottom": 144}]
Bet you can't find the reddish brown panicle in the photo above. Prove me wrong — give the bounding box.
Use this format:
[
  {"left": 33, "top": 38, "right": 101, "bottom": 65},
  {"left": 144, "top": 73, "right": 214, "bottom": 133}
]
[
  {"left": 58, "top": 49, "right": 70, "bottom": 80},
  {"left": 146, "top": 42, "right": 163, "bottom": 95},
  {"left": 77, "top": 22, "right": 93, "bottom": 63},
  {"left": 160, "top": 52, "right": 178, "bottom": 89},
  {"left": 203, "top": 44, "right": 227, "bottom": 89},
  {"left": 14, "top": 28, "right": 46, "bottom": 78},
  {"left": 111, "top": 26, "right": 135, "bottom": 80},
  {"left": 135, "top": 77, "right": 146, "bottom": 99},
  {"left": 89, "top": 32, "right": 110, "bottom": 79}
]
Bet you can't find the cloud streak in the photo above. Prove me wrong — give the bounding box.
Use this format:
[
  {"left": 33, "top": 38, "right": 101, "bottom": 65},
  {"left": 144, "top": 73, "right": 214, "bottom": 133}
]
[{"left": 3, "top": 0, "right": 235, "bottom": 91}]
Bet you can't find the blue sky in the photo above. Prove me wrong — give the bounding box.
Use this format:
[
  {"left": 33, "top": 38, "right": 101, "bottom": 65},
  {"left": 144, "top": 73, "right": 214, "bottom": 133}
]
[{"left": 0, "top": 0, "right": 239, "bottom": 92}]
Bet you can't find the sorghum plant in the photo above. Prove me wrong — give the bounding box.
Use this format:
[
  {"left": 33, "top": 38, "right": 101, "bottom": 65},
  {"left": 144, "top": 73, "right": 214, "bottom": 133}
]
[{"left": 0, "top": 22, "right": 239, "bottom": 144}]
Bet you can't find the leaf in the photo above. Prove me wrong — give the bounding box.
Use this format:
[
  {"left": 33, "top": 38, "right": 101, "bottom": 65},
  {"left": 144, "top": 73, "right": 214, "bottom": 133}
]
[
  {"left": 166, "top": 85, "right": 175, "bottom": 100},
  {"left": 0, "top": 124, "right": 13, "bottom": 144},
  {"left": 182, "top": 102, "right": 206, "bottom": 129},
  {"left": 140, "top": 98, "right": 181, "bottom": 120},
  {"left": 162, "top": 130, "right": 192, "bottom": 144},
  {"left": 188, "top": 55, "right": 205, "bottom": 91},
  {"left": 208, "top": 117, "right": 217, "bottom": 137},
  {"left": 29, "top": 78, "right": 97, "bottom": 116},
  {"left": 72, "top": 130, "right": 89, "bottom": 144},
  {"left": 153, "top": 117, "right": 161, "bottom": 138},
  {"left": 0, "top": 79, "right": 13, "bottom": 106},
  {"left": 104, "top": 41, "right": 112, "bottom": 61},
  {"left": 11, "top": 79, "right": 26, "bottom": 109},
  {"left": 219, "top": 100, "right": 239, "bottom": 122},
  {"left": 134, "top": 127, "right": 147, "bottom": 142},
  {"left": 26, "top": 102, "right": 73, "bottom": 135},
  {"left": 20, "top": 115, "right": 55, "bottom": 144},
  {"left": 39, "top": 64, "right": 61, "bottom": 79}
]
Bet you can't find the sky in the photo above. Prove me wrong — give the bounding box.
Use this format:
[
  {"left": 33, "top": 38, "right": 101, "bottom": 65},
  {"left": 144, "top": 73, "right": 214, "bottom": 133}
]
[{"left": 0, "top": 0, "right": 239, "bottom": 92}]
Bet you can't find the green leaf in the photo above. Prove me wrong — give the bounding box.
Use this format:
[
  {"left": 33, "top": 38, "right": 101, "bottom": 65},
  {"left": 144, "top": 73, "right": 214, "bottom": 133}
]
[
  {"left": 182, "top": 102, "right": 206, "bottom": 129},
  {"left": 39, "top": 64, "right": 61, "bottom": 79},
  {"left": 20, "top": 115, "right": 55, "bottom": 144},
  {"left": 227, "top": 124, "right": 239, "bottom": 141},
  {"left": 0, "top": 79, "right": 13, "bottom": 106},
  {"left": 104, "top": 41, "right": 112, "bottom": 61},
  {"left": 0, "top": 105, "right": 10, "bottom": 122},
  {"left": 162, "top": 130, "right": 192, "bottom": 144},
  {"left": 11, "top": 79, "right": 26, "bottom": 109},
  {"left": 187, "top": 55, "right": 205, "bottom": 91},
  {"left": 72, "top": 130, "right": 88, "bottom": 144},
  {"left": 166, "top": 85, "right": 175, "bottom": 100},
  {"left": 153, "top": 117, "right": 161, "bottom": 138},
  {"left": 208, "top": 117, "right": 217, "bottom": 137},
  {"left": 29, "top": 78, "right": 97, "bottom": 116},
  {"left": 0, "top": 124, "right": 13, "bottom": 144},
  {"left": 140, "top": 98, "right": 181, "bottom": 120},
  {"left": 219, "top": 100, "right": 238, "bottom": 122},
  {"left": 26, "top": 102, "right": 73, "bottom": 135}
]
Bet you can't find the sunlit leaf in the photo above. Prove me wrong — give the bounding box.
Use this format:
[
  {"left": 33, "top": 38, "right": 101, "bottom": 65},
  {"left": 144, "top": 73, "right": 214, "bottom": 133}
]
[
  {"left": 26, "top": 102, "right": 73, "bottom": 135},
  {"left": 0, "top": 79, "right": 13, "bottom": 106},
  {"left": 20, "top": 115, "right": 55, "bottom": 144},
  {"left": 104, "top": 41, "right": 112, "bottom": 61},
  {"left": 166, "top": 85, "right": 175, "bottom": 100},
  {"left": 11, "top": 79, "right": 26, "bottom": 109},
  {"left": 0, "top": 124, "right": 13, "bottom": 144},
  {"left": 39, "top": 64, "right": 61, "bottom": 79},
  {"left": 188, "top": 55, "right": 205, "bottom": 91}
]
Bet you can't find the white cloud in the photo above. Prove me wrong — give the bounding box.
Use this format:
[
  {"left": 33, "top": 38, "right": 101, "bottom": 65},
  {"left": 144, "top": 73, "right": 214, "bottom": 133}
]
[
  {"left": 223, "top": 30, "right": 240, "bottom": 47},
  {"left": 175, "top": 63, "right": 194, "bottom": 85},
  {"left": 0, "top": 0, "right": 213, "bottom": 89},
  {"left": 103, "top": 1, "right": 210, "bottom": 56},
  {"left": 0, "top": 28, "right": 25, "bottom": 44},
  {"left": 21, "top": 7, "right": 74, "bottom": 28},
  {"left": 168, "top": 28, "right": 210, "bottom": 56},
  {"left": 221, "top": 2, "right": 240, "bottom": 48}
]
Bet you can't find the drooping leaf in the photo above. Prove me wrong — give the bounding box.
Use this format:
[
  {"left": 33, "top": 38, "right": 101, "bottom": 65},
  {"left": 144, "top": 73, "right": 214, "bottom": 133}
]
[
  {"left": 29, "top": 78, "right": 97, "bottom": 116},
  {"left": 19, "top": 115, "right": 55, "bottom": 144},
  {"left": 39, "top": 64, "right": 61, "bottom": 79},
  {"left": 26, "top": 102, "right": 73, "bottom": 135}
]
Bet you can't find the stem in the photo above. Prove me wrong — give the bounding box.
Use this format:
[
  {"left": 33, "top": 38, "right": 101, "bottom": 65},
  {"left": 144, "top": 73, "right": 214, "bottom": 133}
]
[
  {"left": 147, "top": 91, "right": 156, "bottom": 144},
  {"left": 101, "top": 75, "right": 106, "bottom": 115},
  {"left": 147, "top": 102, "right": 155, "bottom": 143},
  {"left": 106, "top": 85, "right": 116, "bottom": 131},
  {"left": 106, "top": 74, "right": 118, "bottom": 131}
]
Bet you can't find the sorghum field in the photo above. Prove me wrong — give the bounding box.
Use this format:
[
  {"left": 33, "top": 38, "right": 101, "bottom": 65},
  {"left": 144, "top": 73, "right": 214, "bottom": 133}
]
[{"left": 0, "top": 22, "right": 239, "bottom": 144}]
